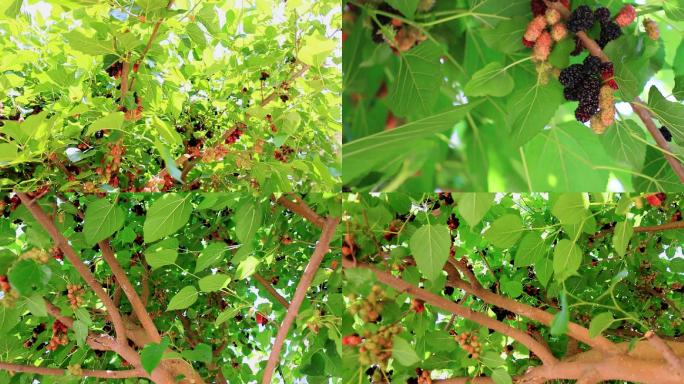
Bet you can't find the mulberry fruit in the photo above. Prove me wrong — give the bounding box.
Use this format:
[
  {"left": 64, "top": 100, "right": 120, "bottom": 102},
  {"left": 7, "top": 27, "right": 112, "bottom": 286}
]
[
  {"left": 551, "top": 23, "right": 567, "bottom": 41},
  {"left": 591, "top": 115, "right": 607, "bottom": 134},
  {"left": 533, "top": 31, "right": 552, "bottom": 61},
  {"left": 575, "top": 101, "right": 598, "bottom": 123},
  {"left": 594, "top": 7, "right": 611, "bottom": 25},
  {"left": 644, "top": 19, "right": 660, "bottom": 40},
  {"left": 417, "top": 0, "right": 435, "bottom": 12},
  {"left": 598, "top": 21, "right": 622, "bottom": 48},
  {"left": 522, "top": 37, "right": 535, "bottom": 48},
  {"left": 545, "top": 8, "right": 561, "bottom": 25},
  {"left": 615, "top": 4, "right": 636, "bottom": 27},
  {"left": 659, "top": 126, "right": 672, "bottom": 142},
  {"left": 564, "top": 86, "right": 580, "bottom": 101},
  {"left": 531, "top": 0, "right": 547, "bottom": 16},
  {"left": 95, "top": 130, "right": 104, "bottom": 139},
  {"left": 559, "top": 64, "right": 585, "bottom": 87},
  {"left": 524, "top": 15, "right": 547, "bottom": 42},
  {"left": 567, "top": 5, "right": 594, "bottom": 33},
  {"left": 583, "top": 55, "right": 602, "bottom": 74}
]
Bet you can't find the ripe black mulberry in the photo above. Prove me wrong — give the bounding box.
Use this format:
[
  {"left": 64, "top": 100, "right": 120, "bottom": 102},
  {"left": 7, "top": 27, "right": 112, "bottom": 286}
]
[{"left": 567, "top": 5, "right": 594, "bottom": 33}]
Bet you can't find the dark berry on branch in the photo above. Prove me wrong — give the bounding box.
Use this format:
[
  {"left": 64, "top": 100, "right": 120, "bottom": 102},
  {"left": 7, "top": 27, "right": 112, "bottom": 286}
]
[
  {"left": 659, "top": 126, "right": 672, "bottom": 142},
  {"left": 583, "top": 56, "right": 602, "bottom": 74},
  {"left": 567, "top": 5, "right": 594, "bottom": 33},
  {"left": 95, "top": 130, "right": 104, "bottom": 139},
  {"left": 598, "top": 21, "right": 622, "bottom": 48},
  {"left": 594, "top": 7, "right": 611, "bottom": 25},
  {"left": 559, "top": 64, "right": 585, "bottom": 87},
  {"left": 564, "top": 86, "right": 580, "bottom": 101},
  {"left": 530, "top": 0, "right": 546, "bottom": 16},
  {"left": 260, "top": 71, "right": 270, "bottom": 81},
  {"left": 575, "top": 99, "right": 599, "bottom": 123}
]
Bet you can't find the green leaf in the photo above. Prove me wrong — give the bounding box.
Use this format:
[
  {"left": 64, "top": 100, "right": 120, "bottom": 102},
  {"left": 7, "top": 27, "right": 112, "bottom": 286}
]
[
  {"left": 664, "top": 0, "right": 684, "bottom": 20},
  {"left": 391, "top": 337, "right": 420, "bottom": 366},
  {"left": 234, "top": 256, "right": 260, "bottom": 280},
  {"left": 599, "top": 120, "right": 646, "bottom": 169},
  {"left": 386, "top": 0, "right": 419, "bottom": 18},
  {"left": 458, "top": 193, "right": 493, "bottom": 227},
  {"left": 481, "top": 17, "right": 526, "bottom": 55},
  {"left": 612, "top": 221, "right": 633, "bottom": 257},
  {"left": 387, "top": 41, "right": 443, "bottom": 117},
  {"left": 144, "top": 238, "right": 178, "bottom": 270},
  {"left": 0, "top": 306, "right": 20, "bottom": 334},
  {"left": 409, "top": 224, "right": 451, "bottom": 281},
  {"left": 508, "top": 72, "right": 563, "bottom": 146},
  {"left": 480, "top": 351, "right": 504, "bottom": 368},
  {"left": 492, "top": 368, "right": 513, "bottom": 384},
  {"left": 215, "top": 306, "right": 246, "bottom": 326},
  {"left": 342, "top": 101, "right": 482, "bottom": 184},
  {"left": 144, "top": 194, "right": 192, "bottom": 243},
  {"left": 589, "top": 312, "right": 614, "bottom": 338},
  {"left": 8, "top": 259, "right": 51, "bottom": 296},
  {"left": 552, "top": 239, "right": 582, "bottom": 283},
  {"left": 647, "top": 86, "right": 684, "bottom": 143},
  {"left": 464, "top": 62, "right": 514, "bottom": 97},
  {"left": 299, "top": 33, "right": 337, "bottom": 67},
  {"left": 515, "top": 232, "right": 547, "bottom": 267},
  {"left": 166, "top": 286, "right": 198, "bottom": 311},
  {"left": 485, "top": 214, "right": 523, "bottom": 248},
  {"left": 198, "top": 274, "right": 229, "bottom": 292},
  {"left": 552, "top": 194, "right": 588, "bottom": 225},
  {"left": 181, "top": 343, "right": 212, "bottom": 363},
  {"left": 3, "top": 0, "right": 22, "bottom": 19},
  {"left": 24, "top": 295, "right": 47, "bottom": 317},
  {"left": 140, "top": 338, "right": 169, "bottom": 374},
  {"left": 195, "top": 242, "right": 226, "bottom": 272},
  {"left": 85, "top": 112, "right": 124, "bottom": 137},
  {"left": 152, "top": 116, "right": 182, "bottom": 147},
  {"left": 550, "top": 292, "right": 568, "bottom": 336},
  {"left": 186, "top": 23, "right": 206, "bottom": 50},
  {"left": 0, "top": 143, "right": 18, "bottom": 162},
  {"left": 235, "top": 202, "right": 262, "bottom": 244},
  {"left": 73, "top": 320, "right": 88, "bottom": 347},
  {"left": 83, "top": 199, "right": 125, "bottom": 245},
  {"left": 64, "top": 30, "right": 116, "bottom": 56}
]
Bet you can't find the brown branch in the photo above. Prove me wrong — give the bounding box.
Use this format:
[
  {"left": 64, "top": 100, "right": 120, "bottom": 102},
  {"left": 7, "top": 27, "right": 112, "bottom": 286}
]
[
  {"left": 546, "top": 0, "right": 684, "bottom": 184},
  {"left": 141, "top": 259, "right": 151, "bottom": 307},
  {"left": 594, "top": 219, "right": 684, "bottom": 240},
  {"left": 445, "top": 272, "right": 619, "bottom": 354},
  {"left": 99, "top": 240, "right": 162, "bottom": 343},
  {"left": 128, "top": 0, "right": 176, "bottom": 91},
  {"left": 262, "top": 216, "right": 340, "bottom": 384},
  {"left": 17, "top": 193, "right": 128, "bottom": 342},
  {"left": 645, "top": 330, "right": 684, "bottom": 377},
  {"left": 344, "top": 259, "right": 558, "bottom": 366},
  {"left": 120, "top": 60, "right": 130, "bottom": 106},
  {"left": 253, "top": 273, "right": 290, "bottom": 309},
  {"left": 274, "top": 193, "right": 325, "bottom": 229},
  {"left": 0, "top": 362, "right": 143, "bottom": 379},
  {"left": 176, "top": 311, "right": 199, "bottom": 348},
  {"left": 260, "top": 63, "right": 310, "bottom": 106}
]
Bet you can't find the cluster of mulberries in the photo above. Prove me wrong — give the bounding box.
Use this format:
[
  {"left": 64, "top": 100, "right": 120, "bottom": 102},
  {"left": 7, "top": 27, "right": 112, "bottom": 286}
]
[
  {"left": 567, "top": 5, "right": 635, "bottom": 54},
  {"left": 559, "top": 55, "right": 616, "bottom": 127},
  {"left": 366, "top": 2, "right": 431, "bottom": 52},
  {"left": 523, "top": 7, "right": 568, "bottom": 61},
  {"left": 530, "top": 0, "right": 569, "bottom": 17}
]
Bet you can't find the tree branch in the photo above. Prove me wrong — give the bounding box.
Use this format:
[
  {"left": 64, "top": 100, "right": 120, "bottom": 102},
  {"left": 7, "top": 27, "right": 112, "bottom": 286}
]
[
  {"left": 343, "top": 259, "right": 558, "bottom": 366},
  {"left": 17, "top": 193, "right": 128, "bottom": 342},
  {"left": 262, "top": 216, "right": 340, "bottom": 384},
  {"left": 253, "top": 273, "right": 290, "bottom": 309},
  {"left": 99, "top": 240, "right": 162, "bottom": 343},
  {"left": 545, "top": 0, "right": 684, "bottom": 184},
  {"left": 274, "top": 193, "right": 325, "bottom": 229},
  {"left": 0, "top": 362, "right": 143, "bottom": 379},
  {"left": 260, "top": 63, "right": 310, "bottom": 106},
  {"left": 645, "top": 330, "right": 684, "bottom": 377}
]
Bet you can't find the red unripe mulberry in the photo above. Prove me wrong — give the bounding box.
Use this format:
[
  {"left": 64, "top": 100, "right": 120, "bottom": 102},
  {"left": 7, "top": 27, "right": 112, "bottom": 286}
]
[
  {"left": 533, "top": 31, "right": 551, "bottom": 62},
  {"left": 615, "top": 5, "right": 636, "bottom": 27},
  {"left": 342, "top": 335, "right": 363, "bottom": 346},
  {"left": 551, "top": 23, "right": 567, "bottom": 41},
  {"left": 524, "top": 16, "right": 547, "bottom": 42}
]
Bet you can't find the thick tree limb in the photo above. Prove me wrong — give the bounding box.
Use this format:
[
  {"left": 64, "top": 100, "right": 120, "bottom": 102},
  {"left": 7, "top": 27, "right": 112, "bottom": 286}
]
[
  {"left": 645, "top": 330, "right": 684, "bottom": 377},
  {"left": 343, "top": 260, "right": 558, "bottom": 365},
  {"left": 546, "top": 0, "right": 684, "bottom": 184},
  {"left": 17, "top": 193, "right": 128, "bottom": 342},
  {"left": 0, "top": 362, "right": 143, "bottom": 378},
  {"left": 274, "top": 193, "right": 326, "bottom": 229},
  {"left": 253, "top": 273, "right": 290, "bottom": 309},
  {"left": 262, "top": 216, "right": 340, "bottom": 384},
  {"left": 99, "top": 240, "right": 162, "bottom": 343}
]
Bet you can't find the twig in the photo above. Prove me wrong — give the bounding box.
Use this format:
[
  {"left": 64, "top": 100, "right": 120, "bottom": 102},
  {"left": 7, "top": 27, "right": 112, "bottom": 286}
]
[
  {"left": 0, "top": 362, "right": 143, "bottom": 379},
  {"left": 17, "top": 193, "right": 128, "bottom": 342},
  {"left": 343, "top": 259, "right": 558, "bottom": 365},
  {"left": 274, "top": 193, "right": 326, "bottom": 229},
  {"left": 262, "top": 217, "right": 340, "bottom": 384},
  {"left": 99, "top": 240, "right": 162, "bottom": 343},
  {"left": 253, "top": 273, "right": 290, "bottom": 309}
]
